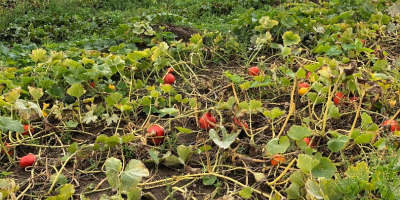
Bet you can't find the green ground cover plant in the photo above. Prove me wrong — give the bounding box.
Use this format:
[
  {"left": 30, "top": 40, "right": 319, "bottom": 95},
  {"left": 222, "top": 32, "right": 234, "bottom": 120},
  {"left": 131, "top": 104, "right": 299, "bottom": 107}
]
[{"left": 1, "top": 0, "right": 400, "bottom": 199}]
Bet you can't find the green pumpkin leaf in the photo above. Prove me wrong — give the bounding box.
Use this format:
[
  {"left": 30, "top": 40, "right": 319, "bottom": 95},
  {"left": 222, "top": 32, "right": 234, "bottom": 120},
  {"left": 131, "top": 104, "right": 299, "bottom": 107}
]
[
  {"left": 281, "top": 46, "right": 291, "bottom": 58},
  {"left": 239, "top": 187, "right": 253, "bottom": 199},
  {"left": 68, "top": 142, "right": 78, "bottom": 153},
  {"left": 328, "top": 104, "right": 340, "bottom": 119},
  {"left": 354, "top": 132, "right": 374, "bottom": 144},
  {"left": 266, "top": 136, "right": 290, "bottom": 155},
  {"left": 297, "top": 154, "right": 319, "bottom": 174},
  {"left": 282, "top": 31, "right": 301, "bottom": 46},
  {"left": 175, "top": 127, "right": 191, "bottom": 133},
  {"left": 311, "top": 157, "right": 337, "bottom": 179},
  {"left": 373, "top": 138, "right": 386, "bottom": 149},
  {"left": 45, "top": 184, "right": 75, "bottom": 200},
  {"left": 67, "top": 83, "right": 86, "bottom": 99},
  {"left": 287, "top": 125, "right": 313, "bottom": 140},
  {"left": 0, "top": 117, "right": 24, "bottom": 133},
  {"left": 284, "top": 183, "right": 302, "bottom": 199},
  {"left": 327, "top": 134, "right": 349, "bottom": 153},
  {"left": 106, "top": 92, "right": 123, "bottom": 106},
  {"left": 263, "top": 107, "right": 285, "bottom": 120},
  {"left": 202, "top": 175, "right": 217, "bottom": 186}
]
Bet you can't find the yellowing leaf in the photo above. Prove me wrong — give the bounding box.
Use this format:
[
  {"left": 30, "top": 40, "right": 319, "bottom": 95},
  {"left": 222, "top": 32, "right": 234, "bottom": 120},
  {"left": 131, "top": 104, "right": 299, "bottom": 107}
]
[
  {"left": 282, "top": 31, "right": 301, "bottom": 46},
  {"left": 67, "top": 84, "right": 86, "bottom": 99},
  {"left": 4, "top": 87, "right": 22, "bottom": 103},
  {"left": 317, "top": 65, "right": 332, "bottom": 79},
  {"left": 83, "top": 97, "right": 95, "bottom": 104},
  {"left": 151, "top": 42, "right": 169, "bottom": 61},
  {"left": 29, "top": 48, "right": 47, "bottom": 63},
  {"left": 28, "top": 86, "right": 43, "bottom": 101},
  {"left": 80, "top": 57, "right": 95, "bottom": 65}
]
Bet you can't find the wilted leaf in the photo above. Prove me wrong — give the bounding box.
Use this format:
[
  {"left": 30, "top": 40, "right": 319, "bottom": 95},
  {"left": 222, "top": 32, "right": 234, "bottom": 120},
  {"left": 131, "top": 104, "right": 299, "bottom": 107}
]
[
  {"left": 163, "top": 155, "right": 181, "bottom": 167},
  {"left": 77, "top": 144, "right": 94, "bottom": 160},
  {"left": 83, "top": 110, "right": 98, "bottom": 124},
  {"left": 148, "top": 149, "right": 160, "bottom": 165},
  {"left": 105, "top": 157, "right": 122, "bottom": 188},
  {"left": 177, "top": 145, "right": 193, "bottom": 164},
  {"left": 0, "top": 179, "right": 19, "bottom": 198},
  {"left": 252, "top": 172, "right": 266, "bottom": 182},
  {"left": 306, "top": 179, "right": 324, "bottom": 199},
  {"left": 65, "top": 120, "right": 78, "bottom": 128},
  {"left": 209, "top": 128, "right": 239, "bottom": 149},
  {"left": 14, "top": 99, "right": 43, "bottom": 121},
  {"left": 158, "top": 108, "right": 179, "bottom": 117},
  {"left": 127, "top": 187, "right": 142, "bottom": 200},
  {"left": 104, "top": 114, "right": 119, "bottom": 126},
  {"left": 121, "top": 159, "right": 149, "bottom": 192},
  {"left": 317, "top": 65, "right": 332, "bottom": 79}
]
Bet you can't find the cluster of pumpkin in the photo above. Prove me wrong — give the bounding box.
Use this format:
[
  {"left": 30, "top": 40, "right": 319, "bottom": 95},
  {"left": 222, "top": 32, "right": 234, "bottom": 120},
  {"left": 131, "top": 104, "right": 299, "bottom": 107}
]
[
  {"left": 297, "top": 71, "right": 399, "bottom": 131},
  {"left": 7, "top": 66, "right": 400, "bottom": 169},
  {"left": 146, "top": 112, "right": 248, "bottom": 145}
]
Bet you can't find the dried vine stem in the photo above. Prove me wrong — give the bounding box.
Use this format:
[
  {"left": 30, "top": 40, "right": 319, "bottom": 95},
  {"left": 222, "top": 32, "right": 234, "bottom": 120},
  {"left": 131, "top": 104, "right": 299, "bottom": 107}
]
[{"left": 277, "top": 76, "right": 297, "bottom": 138}]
